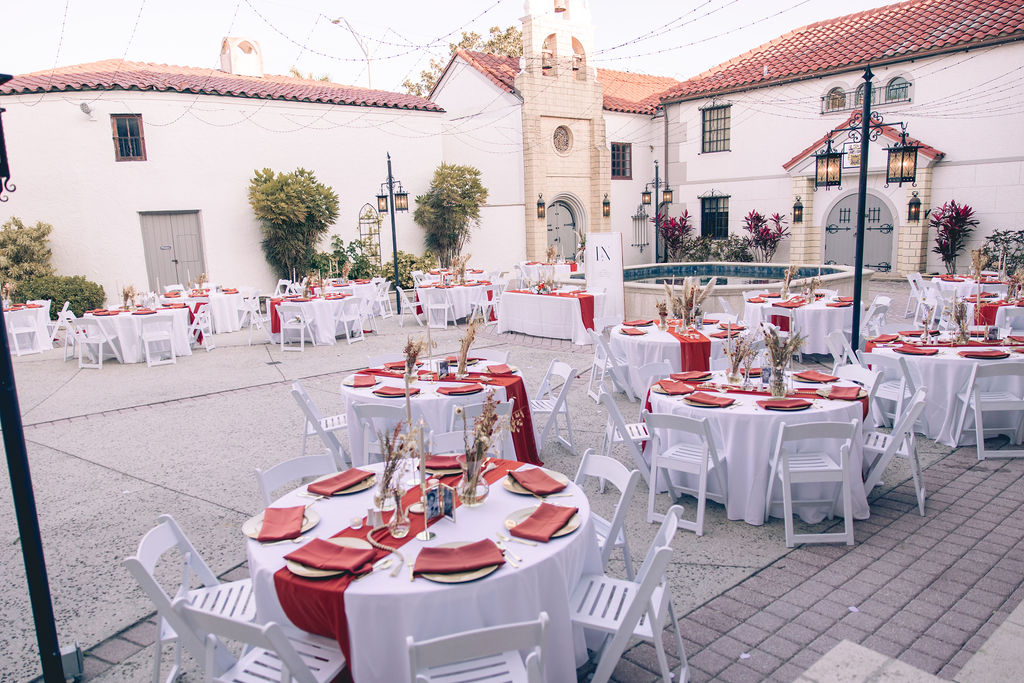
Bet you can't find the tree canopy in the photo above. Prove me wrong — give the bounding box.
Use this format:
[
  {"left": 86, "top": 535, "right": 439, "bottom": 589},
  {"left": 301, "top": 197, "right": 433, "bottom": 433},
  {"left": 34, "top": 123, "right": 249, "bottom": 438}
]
[
  {"left": 402, "top": 26, "right": 522, "bottom": 97},
  {"left": 0, "top": 217, "right": 54, "bottom": 287},
  {"left": 413, "top": 163, "right": 488, "bottom": 268}
]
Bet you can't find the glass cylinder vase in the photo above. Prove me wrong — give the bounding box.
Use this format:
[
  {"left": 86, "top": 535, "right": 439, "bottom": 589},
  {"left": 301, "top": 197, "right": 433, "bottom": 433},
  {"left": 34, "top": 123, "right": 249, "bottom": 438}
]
[
  {"left": 456, "top": 454, "right": 489, "bottom": 506},
  {"left": 387, "top": 493, "right": 410, "bottom": 538},
  {"left": 769, "top": 361, "right": 788, "bottom": 398}
]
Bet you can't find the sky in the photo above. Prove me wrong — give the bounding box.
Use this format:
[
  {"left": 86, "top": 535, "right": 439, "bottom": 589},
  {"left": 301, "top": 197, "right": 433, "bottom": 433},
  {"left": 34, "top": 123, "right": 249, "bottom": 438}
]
[{"left": 4, "top": 0, "right": 897, "bottom": 91}]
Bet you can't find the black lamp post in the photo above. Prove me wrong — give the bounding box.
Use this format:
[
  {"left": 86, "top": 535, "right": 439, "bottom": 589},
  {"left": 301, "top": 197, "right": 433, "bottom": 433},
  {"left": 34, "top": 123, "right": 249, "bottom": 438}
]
[
  {"left": 641, "top": 160, "right": 672, "bottom": 261},
  {"left": 0, "top": 73, "right": 67, "bottom": 682},
  {"left": 378, "top": 153, "right": 409, "bottom": 313}
]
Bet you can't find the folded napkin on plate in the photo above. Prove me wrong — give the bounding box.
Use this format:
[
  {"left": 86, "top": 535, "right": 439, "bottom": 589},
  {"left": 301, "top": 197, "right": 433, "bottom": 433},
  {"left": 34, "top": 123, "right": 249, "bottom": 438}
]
[
  {"left": 747, "top": 297, "right": 765, "bottom": 304},
  {"left": 164, "top": 292, "right": 180, "bottom": 297},
  {"left": 257, "top": 506, "right": 305, "bottom": 542},
  {"left": 509, "top": 503, "right": 579, "bottom": 543},
  {"left": 958, "top": 349, "right": 1010, "bottom": 359},
  {"left": 437, "top": 383, "right": 484, "bottom": 395},
  {"left": 898, "top": 330, "right": 924, "bottom": 337},
  {"left": 349, "top": 374, "right": 377, "bottom": 388},
  {"left": 429, "top": 270, "right": 441, "bottom": 274},
  {"left": 718, "top": 323, "right": 745, "bottom": 330},
  {"left": 710, "top": 330, "right": 740, "bottom": 339},
  {"left": 838, "top": 296, "right": 854, "bottom": 302},
  {"left": 354, "top": 279, "right": 371, "bottom": 284},
  {"left": 871, "top": 334, "right": 899, "bottom": 343},
  {"left": 413, "top": 539, "right": 505, "bottom": 575},
  {"left": 686, "top": 392, "right": 735, "bottom": 407},
  {"left": 307, "top": 468, "right": 374, "bottom": 496},
  {"left": 132, "top": 309, "right": 157, "bottom": 315},
  {"left": 508, "top": 468, "right": 567, "bottom": 495},
  {"left": 1007, "top": 335, "right": 1024, "bottom": 344},
  {"left": 383, "top": 361, "right": 408, "bottom": 371},
  {"left": 445, "top": 355, "right": 483, "bottom": 364},
  {"left": 794, "top": 370, "right": 838, "bottom": 383},
  {"left": 671, "top": 370, "right": 712, "bottom": 382},
  {"left": 24, "top": 303, "right": 42, "bottom": 308},
  {"left": 284, "top": 538, "right": 376, "bottom": 573},
  {"left": 620, "top": 327, "right": 645, "bottom": 336},
  {"left": 657, "top": 379, "right": 696, "bottom": 396},
  {"left": 425, "top": 454, "right": 461, "bottom": 470},
  {"left": 940, "top": 276, "right": 964, "bottom": 282},
  {"left": 486, "top": 363, "right": 514, "bottom": 375},
  {"left": 895, "top": 345, "right": 938, "bottom": 356},
  {"left": 763, "top": 293, "right": 782, "bottom": 298},
  {"left": 756, "top": 398, "right": 811, "bottom": 410},
  {"left": 827, "top": 302, "right": 852, "bottom": 308},
  {"left": 742, "top": 367, "right": 762, "bottom": 377},
  {"left": 289, "top": 298, "right": 312, "bottom": 302},
  {"left": 222, "top": 288, "right": 238, "bottom": 294},
  {"left": 828, "top": 386, "right": 862, "bottom": 400},
  {"left": 623, "top": 319, "right": 654, "bottom": 326},
  {"left": 373, "top": 386, "right": 420, "bottom": 397},
  {"left": 774, "top": 299, "right": 805, "bottom": 309},
  {"left": 469, "top": 269, "right": 483, "bottom": 273}
]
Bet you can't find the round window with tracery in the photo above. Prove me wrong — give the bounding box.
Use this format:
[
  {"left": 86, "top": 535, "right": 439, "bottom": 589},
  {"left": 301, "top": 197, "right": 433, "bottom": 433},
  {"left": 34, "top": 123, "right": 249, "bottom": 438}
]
[{"left": 552, "top": 125, "right": 572, "bottom": 153}]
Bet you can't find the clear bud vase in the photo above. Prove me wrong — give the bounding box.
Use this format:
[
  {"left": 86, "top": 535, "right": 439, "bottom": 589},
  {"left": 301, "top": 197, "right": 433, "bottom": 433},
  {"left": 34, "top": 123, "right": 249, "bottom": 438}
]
[
  {"left": 770, "top": 360, "right": 788, "bottom": 398},
  {"left": 388, "top": 493, "right": 410, "bottom": 538},
  {"left": 457, "top": 454, "right": 489, "bottom": 506},
  {"left": 658, "top": 312, "right": 669, "bottom": 331}
]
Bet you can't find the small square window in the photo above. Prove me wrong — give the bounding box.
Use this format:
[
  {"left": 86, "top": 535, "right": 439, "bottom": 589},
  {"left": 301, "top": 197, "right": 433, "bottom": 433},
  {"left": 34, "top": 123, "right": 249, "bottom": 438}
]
[
  {"left": 701, "top": 105, "right": 731, "bottom": 153},
  {"left": 700, "top": 196, "right": 729, "bottom": 238},
  {"left": 611, "top": 142, "right": 632, "bottom": 179},
  {"left": 111, "top": 114, "right": 146, "bottom": 161}
]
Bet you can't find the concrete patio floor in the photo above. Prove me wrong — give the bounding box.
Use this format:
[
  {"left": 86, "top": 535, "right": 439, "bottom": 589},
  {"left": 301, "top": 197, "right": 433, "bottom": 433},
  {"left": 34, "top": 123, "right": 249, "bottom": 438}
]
[{"left": 0, "top": 276, "right": 1020, "bottom": 682}]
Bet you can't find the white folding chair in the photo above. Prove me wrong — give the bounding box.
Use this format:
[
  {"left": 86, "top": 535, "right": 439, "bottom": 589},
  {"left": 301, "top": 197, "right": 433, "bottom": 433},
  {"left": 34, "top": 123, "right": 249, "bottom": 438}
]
[
  {"left": 570, "top": 506, "right": 688, "bottom": 683},
  {"left": 530, "top": 360, "right": 578, "bottom": 455},
  {"left": 188, "top": 303, "right": 216, "bottom": 352},
  {"left": 905, "top": 273, "right": 926, "bottom": 318},
  {"left": 397, "top": 287, "right": 424, "bottom": 327},
  {"left": 352, "top": 403, "right": 407, "bottom": 466},
  {"left": 863, "top": 388, "right": 928, "bottom": 515},
  {"left": 63, "top": 312, "right": 86, "bottom": 361},
  {"left": 862, "top": 299, "right": 890, "bottom": 339},
  {"left": 716, "top": 296, "right": 734, "bottom": 316},
  {"left": 7, "top": 313, "right": 41, "bottom": 356},
  {"left": 598, "top": 390, "right": 649, "bottom": 485},
  {"left": 834, "top": 364, "right": 882, "bottom": 410},
  {"left": 470, "top": 348, "right": 511, "bottom": 365},
  {"left": 277, "top": 302, "right": 314, "bottom": 351},
  {"left": 406, "top": 613, "right": 549, "bottom": 683},
  {"left": 447, "top": 396, "right": 514, "bottom": 431},
  {"left": 239, "top": 296, "right": 272, "bottom": 346},
  {"left": 286, "top": 277, "right": 308, "bottom": 296},
  {"left": 426, "top": 289, "right": 458, "bottom": 329},
  {"left": 333, "top": 297, "right": 365, "bottom": 344},
  {"left": 369, "top": 353, "right": 405, "bottom": 368},
  {"left": 141, "top": 315, "right": 176, "bottom": 367},
  {"left": 631, "top": 361, "right": 673, "bottom": 411},
  {"left": 826, "top": 329, "right": 863, "bottom": 373},
  {"left": 764, "top": 419, "right": 858, "bottom": 547},
  {"left": 46, "top": 300, "right": 70, "bottom": 343},
  {"left": 587, "top": 329, "right": 633, "bottom": 402},
  {"left": 859, "top": 350, "right": 916, "bottom": 427},
  {"left": 574, "top": 449, "right": 641, "bottom": 579},
  {"left": 468, "top": 284, "right": 497, "bottom": 325},
  {"left": 957, "top": 361, "right": 1024, "bottom": 460},
  {"left": 164, "top": 284, "right": 186, "bottom": 294},
  {"left": 1001, "top": 307, "right": 1024, "bottom": 333},
  {"left": 254, "top": 452, "right": 337, "bottom": 507},
  {"left": 643, "top": 410, "right": 728, "bottom": 536},
  {"left": 374, "top": 279, "right": 395, "bottom": 319},
  {"left": 123, "top": 515, "right": 257, "bottom": 683},
  {"left": 291, "top": 382, "right": 349, "bottom": 468},
  {"left": 77, "top": 317, "right": 123, "bottom": 368},
  {"left": 171, "top": 598, "right": 345, "bottom": 683}
]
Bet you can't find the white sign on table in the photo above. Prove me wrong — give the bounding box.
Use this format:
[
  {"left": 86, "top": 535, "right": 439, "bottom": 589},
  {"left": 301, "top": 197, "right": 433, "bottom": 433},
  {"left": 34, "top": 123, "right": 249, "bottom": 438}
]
[{"left": 586, "top": 232, "right": 624, "bottom": 323}]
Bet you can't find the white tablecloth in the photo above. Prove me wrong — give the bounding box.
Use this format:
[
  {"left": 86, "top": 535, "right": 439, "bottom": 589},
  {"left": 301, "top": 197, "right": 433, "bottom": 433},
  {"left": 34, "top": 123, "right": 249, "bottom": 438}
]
[
  {"left": 608, "top": 322, "right": 734, "bottom": 397},
  {"left": 415, "top": 283, "right": 489, "bottom": 322},
  {"left": 865, "top": 345, "right": 1024, "bottom": 446},
  {"left": 519, "top": 262, "right": 576, "bottom": 282},
  {"left": 420, "top": 269, "right": 486, "bottom": 284},
  {"left": 246, "top": 461, "right": 602, "bottom": 683},
  {"left": 270, "top": 297, "right": 354, "bottom": 346},
  {"left": 931, "top": 276, "right": 1008, "bottom": 300},
  {"left": 85, "top": 309, "right": 192, "bottom": 363},
  {"left": 160, "top": 291, "right": 244, "bottom": 333},
  {"left": 497, "top": 290, "right": 604, "bottom": 345},
  {"left": 649, "top": 370, "right": 868, "bottom": 525},
  {"left": 743, "top": 298, "right": 854, "bottom": 354},
  {"left": 994, "top": 305, "right": 1024, "bottom": 329},
  {"left": 5, "top": 305, "right": 53, "bottom": 353}
]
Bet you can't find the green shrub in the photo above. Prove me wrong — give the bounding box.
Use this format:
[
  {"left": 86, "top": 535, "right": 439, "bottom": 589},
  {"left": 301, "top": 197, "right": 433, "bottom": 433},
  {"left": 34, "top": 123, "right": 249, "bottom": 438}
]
[
  {"left": 381, "top": 250, "right": 437, "bottom": 290},
  {"left": 0, "top": 216, "right": 55, "bottom": 287},
  {"left": 18, "top": 275, "right": 105, "bottom": 318},
  {"left": 310, "top": 236, "right": 382, "bottom": 281},
  {"left": 680, "top": 236, "right": 753, "bottom": 262}
]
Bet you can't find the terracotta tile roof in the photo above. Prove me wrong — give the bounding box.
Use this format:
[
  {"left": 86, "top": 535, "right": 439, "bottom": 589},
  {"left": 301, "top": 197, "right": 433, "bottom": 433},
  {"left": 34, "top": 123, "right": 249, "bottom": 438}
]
[
  {"left": 782, "top": 112, "right": 945, "bottom": 171},
  {"left": 0, "top": 59, "right": 443, "bottom": 111},
  {"left": 455, "top": 49, "right": 681, "bottom": 115},
  {"left": 661, "top": 0, "right": 1024, "bottom": 103}
]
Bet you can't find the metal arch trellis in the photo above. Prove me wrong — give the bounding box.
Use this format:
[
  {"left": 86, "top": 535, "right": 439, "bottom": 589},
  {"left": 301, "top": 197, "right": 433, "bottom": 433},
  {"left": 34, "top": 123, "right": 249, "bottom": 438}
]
[{"left": 357, "top": 203, "right": 383, "bottom": 268}]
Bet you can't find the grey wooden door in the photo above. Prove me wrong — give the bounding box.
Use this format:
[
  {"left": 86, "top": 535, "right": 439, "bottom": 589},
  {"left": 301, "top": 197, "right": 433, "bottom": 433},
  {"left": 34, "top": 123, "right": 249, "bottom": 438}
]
[
  {"left": 823, "top": 192, "right": 894, "bottom": 272},
  {"left": 546, "top": 201, "right": 577, "bottom": 260},
  {"left": 139, "top": 211, "right": 206, "bottom": 291}
]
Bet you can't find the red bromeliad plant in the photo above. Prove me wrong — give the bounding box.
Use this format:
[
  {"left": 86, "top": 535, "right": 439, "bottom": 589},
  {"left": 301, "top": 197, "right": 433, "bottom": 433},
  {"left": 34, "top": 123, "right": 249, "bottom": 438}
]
[
  {"left": 653, "top": 210, "right": 694, "bottom": 262},
  {"left": 742, "top": 210, "right": 790, "bottom": 262},
  {"left": 930, "top": 200, "right": 979, "bottom": 275}
]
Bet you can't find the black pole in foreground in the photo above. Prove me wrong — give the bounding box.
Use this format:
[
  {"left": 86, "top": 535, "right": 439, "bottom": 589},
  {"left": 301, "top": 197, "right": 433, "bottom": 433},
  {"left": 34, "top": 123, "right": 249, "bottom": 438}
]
[
  {"left": 386, "top": 153, "right": 401, "bottom": 314},
  {"left": 850, "top": 67, "right": 874, "bottom": 352}
]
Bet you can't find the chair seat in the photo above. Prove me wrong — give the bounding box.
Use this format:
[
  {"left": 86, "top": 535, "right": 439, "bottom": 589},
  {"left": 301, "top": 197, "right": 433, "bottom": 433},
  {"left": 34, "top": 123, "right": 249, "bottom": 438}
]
[
  {"left": 874, "top": 381, "right": 906, "bottom": 401},
  {"left": 624, "top": 422, "right": 648, "bottom": 442},
  {"left": 863, "top": 430, "right": 893, "bottom": 454},
  {"left": 221, "top": 628, "right": 345, "bottom": 683},
  {"left": 570, "top": 573, "right": 663, "bottom": 640},
  {"left": 530, "top": 398, "right": 558, "bottom": 413},
  {"left": 660, "top": 442, "right": 712, "bottom": 468},
  {"left": 971, "top": 390, "right": 1024, "bottom": 406},
  {"left": 318, "top": 414, "right": 348, "bottom": 433},
  {"left": 786, "top": 452, "right": 842, "bottom": 475},
  {"left": 416, "top": 651, "right": 527, "bottom": 683},
  {"left": 188, "top": 579, "right": 257, "bottom": 621}
]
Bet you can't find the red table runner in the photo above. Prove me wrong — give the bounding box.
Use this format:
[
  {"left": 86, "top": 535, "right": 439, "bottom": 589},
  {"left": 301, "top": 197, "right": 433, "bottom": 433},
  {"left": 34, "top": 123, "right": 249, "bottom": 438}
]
[
  {"left": 975, "top": 301, "right": 1010, "bottom": 326},
  {"left": 507, "top": 290, "right": 594, "bottom": 331},
  {"left": 273, "top": 459, "right": 518, "bottom": 669},
  {"left": 667, "top": 329, "right": 711, "bottom": 372}
]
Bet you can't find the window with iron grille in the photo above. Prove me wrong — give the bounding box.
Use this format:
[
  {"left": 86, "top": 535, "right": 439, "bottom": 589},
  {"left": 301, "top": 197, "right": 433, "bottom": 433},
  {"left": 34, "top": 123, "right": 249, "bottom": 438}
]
[
  {"left": 611, "top": 142, "right": 632, "bottom": 179},
  {"left": 839, "top": 208, "right": 851, "bottom": 223},
  {"left": 111, "top": 114, "right": 146, "bottom": 161},
  {"left": 701, "top": 105, "right": 731, "bottom": 153},
  {"left": 700, "top": 196, "right": 729, "bottom": 238},
  {"left": 887, "top": 77, "right": 910, "bottom": 102}
]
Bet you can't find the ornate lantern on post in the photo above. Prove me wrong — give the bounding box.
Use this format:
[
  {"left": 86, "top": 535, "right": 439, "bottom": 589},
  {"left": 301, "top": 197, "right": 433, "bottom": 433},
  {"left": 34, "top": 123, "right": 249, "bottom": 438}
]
[
  {"left": 792, "top": 197, "right": 803, "bottom": 223},
  {"left": 907, "top": 191, "right": 922, "bottom": 222},
  {"left": 814, "top": 137, "right": 843, "bottom": 189},
  {"left": 886, "top": 126, "right": 920, "bottom": 187},
  {"left": 536, "top": 194, "right": 546, "bottom": 219},
  {"left": 602, "top": 193, "right": 610, "bottom": 217}
]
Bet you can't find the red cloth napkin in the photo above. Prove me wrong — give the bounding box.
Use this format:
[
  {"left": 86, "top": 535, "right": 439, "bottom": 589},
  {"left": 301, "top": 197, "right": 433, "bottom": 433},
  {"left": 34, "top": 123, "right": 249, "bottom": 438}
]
[
  {"left": 895, "top": 345, "right": 938, "bottom": 356},
  {"left": 899, "top": 330, "right": 924, "bottom": 337},
  {"left": 284, "top": 539, "right": 377, "bottom": 573},
  {"left": 958, "top": 349, "right": 1010, "bottom": 359},
  {"left": 940, "top": 276, "right": 964, "bottom": 282},
  {"left": 710, "top": 330, "right": 741, "bottom": 339},
  {"left": 838, "top": 296, "right": 854, "bottom": 302},
  {"left": 871, "top": 334, "right": 899, "bottom": 343},
  {"left": 509, "top": 503, "right": 578, "bottom": 543},
  {"left": 132, "top": 310, "right": 157, "bottom": 315},
  {"left": 657, "top": 379, "right": 695, "bottom": 396},
  {"left": 764, "top": 293, "right": 782, "bottom": 298},
  {"left": 222, "top": 288, "right": 238, "bottom": 294},
  {"left": 437, "top": 383, "right": 484, "bottom": 395},
  {"left": 445, "top": 355, "right": 483, "bottom": 364},
  {"left": 686, "top": 392, "right": 735, "bottom": 407},
  {"left": 671, "top": 370, "right": 712, "bottom": 382},
  {"left": 486, "top": 364, "right": 514, "bottom": 375},
  {"left": 623, "top": 319, "right": 654, "bottom": 326},
  {"left": 508, "top": 468, "right": 567, "bottom": 495},
  {"left": 373, "top": 386, "right": 420, "bottom": 397},
  {"left": 756, "top": 398, "right": 811, "bottom": 410},
  {"left": 350, "top": 374, "right": 377, "bottom": 388},
  {"left": 383, "top": 361, "right": 408, "bottom": 371},
  {"left": 164, "top": 292, "right": 180, "bottom": 297},
  {"left": 742, "top": 367, "right": 762, "bottom": 377},
  {"left": 775, "top": 299, "right": 805, "bottom": 309},
  {"left": 413, "top": 539, "right": 505, "bottom": 575},
  {"left": 794, "top": 370, "right": 838, "bottom": 382},
  {"left": 24, "top": 303, "right": 41, "bottom": 308},
  {"left": 747, "top": 297, "right": 765, "bottom": 304},
  {"left": 701, "top": 318, "right": 720, "bottom": 326},
  {"left": 1007, "top": 335, "right": 1024, "bottom": 344},
  {"left": 827, "top": 302, "right": 852, "bottom": 308},
  {"left": 829, "top": 386, "right": 862, "bottom": 400},
  {"left": 425, "top": 454, "right": 461, "bottom": 470},
  {"left": 257, "top": 506, "right": 305, "bottom": 542},
  {"left": 718, "top": 323, "right": 745, "bottom": 331},
  {"left": 620, "top": 327, "right": 645, "bottom": 336},
  {"left": 307, "top": 469, "right": 374, "bottom": 496}
]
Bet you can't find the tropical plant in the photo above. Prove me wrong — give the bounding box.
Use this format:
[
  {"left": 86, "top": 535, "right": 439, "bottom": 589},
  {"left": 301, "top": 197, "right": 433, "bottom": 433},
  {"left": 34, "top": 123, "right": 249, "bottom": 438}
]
[
  {"left": 248, "top": 168, "right": 339, "bottom": 279},
  {"left": 982, "top": 228, "right": 1024, "bottom": 274},
  {"left": 402, "top": 26, "right": 522, "bottom": 97},
  {"left": 413, "top": 163, "right": 488, "bottom": 269},
  {"left": 930, "top": 200, "right": 978, "bottom": 275},
  {"left": 680, "top": 236, "right": 753, "bottom": 262},
  {"left": 18, "top": 274, "right": 105, "bottom": 317},
  {"left": 742, "top": 210, "right": 790, "bottom": 262},
  {"left": 310, "top": 236, "right": 381, "bottom": 281},
  {"left": 381, "top": 249, "right": 437, "bottom": 290},
  {"left": 653, "top": 211, "right": 694, "bottom": 262},
  {"left": 0, "top": 216, "right": 55, "bottom": 287}
]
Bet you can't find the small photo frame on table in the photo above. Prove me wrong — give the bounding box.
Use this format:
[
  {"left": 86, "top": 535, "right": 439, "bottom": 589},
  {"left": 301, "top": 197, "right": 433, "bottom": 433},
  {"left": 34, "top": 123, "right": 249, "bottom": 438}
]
[
  {"left": 440, "top": 484, "right": 457, "bottom": 522},
  {"left": 424, "top": 486, "right": 443, "bottom": 522},
  {"left": 438, "top": 360, "right": 450, "bottom": 379},
  {"left": 987, "top": 326, "right": 1000, "bottom": 342}
]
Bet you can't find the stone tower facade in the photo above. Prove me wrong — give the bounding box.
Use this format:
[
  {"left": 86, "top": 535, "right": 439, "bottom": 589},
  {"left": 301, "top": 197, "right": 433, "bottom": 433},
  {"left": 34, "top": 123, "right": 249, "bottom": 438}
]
[{"left": 515, "top": 0, "right": 611, "bottom": 260}]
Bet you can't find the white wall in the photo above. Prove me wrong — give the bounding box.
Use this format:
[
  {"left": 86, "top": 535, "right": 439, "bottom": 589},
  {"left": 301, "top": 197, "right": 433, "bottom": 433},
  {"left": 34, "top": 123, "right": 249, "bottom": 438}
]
[
  {"left": 0, "top": 90, "right": 443, "bottom": 300},
  {"left": 604, "top": 109, "right": 660, "bottom": 266}
]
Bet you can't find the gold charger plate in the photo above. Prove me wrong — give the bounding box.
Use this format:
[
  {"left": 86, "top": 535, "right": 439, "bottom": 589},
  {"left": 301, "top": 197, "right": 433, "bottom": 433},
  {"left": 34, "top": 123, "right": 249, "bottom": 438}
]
[
  {"left": 682, "top": 397, "right": 732, "bottom": 409},
  {"left": 650, "top": 383, "right": 698, "bottom": 396},
  {"left": 504, "top": 505, "right": 581, "bottom": 538},
  {"left": 759, "top": 401, "right": 813, "bottom": 412},
  {"left": 418, "top": 541, "right": 503, "bottom": 584},
  {"left": 309, "top": 472, "right": 377, "bottom": 496},
  {"left": 793, "top": 375, "right": 838, "bottom": 384},
  {"left": 425, "top": 454, "right": 462, "bottom": 476},
  {"left": 816, "top": 387, "right": 868, "bottom": 400},
  {"left": 285, "top": 537, "right": 373, "bottom": 579},
  {"left": 242, "top": 508, "right": 320, "bottom": 540},
  {"left": 502, "top": 468, "right": 570, "bottom": 495},
  {"left": 342, "top": 375, "right": 381, "bottom": 388}
]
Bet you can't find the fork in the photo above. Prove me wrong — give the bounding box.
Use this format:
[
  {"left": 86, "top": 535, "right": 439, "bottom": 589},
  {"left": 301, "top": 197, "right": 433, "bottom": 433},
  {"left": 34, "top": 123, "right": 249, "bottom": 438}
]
[
  {"left": 495, "top": 539, "right": 522, "bottom": 563},
  {"left": 497, "top": 530, "right": 536, "bottom": 547},
  {"left": 262, "top": 535, "right": 306, "bottom": 546}
]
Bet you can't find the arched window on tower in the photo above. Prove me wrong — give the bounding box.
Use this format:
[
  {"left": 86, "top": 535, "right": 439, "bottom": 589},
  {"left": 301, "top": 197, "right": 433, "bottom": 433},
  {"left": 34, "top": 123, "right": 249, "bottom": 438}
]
[
  {"left": 824, "top": 87, "right": 846, "bottom": 112},
  {"left": 542, "top": 34, "right": 557, "bottom": 75},
  {"left": 571, "top": 38, "right": 586, "bottom": 80},
  {"left": 886, "top": 76, "right": 911, "bottom": 103}
]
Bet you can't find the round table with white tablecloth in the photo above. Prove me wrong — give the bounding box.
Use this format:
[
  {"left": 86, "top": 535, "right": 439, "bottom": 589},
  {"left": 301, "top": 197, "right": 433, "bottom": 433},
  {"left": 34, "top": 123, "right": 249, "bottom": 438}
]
[
  {"left": 414, "top": 282, "right": 490, "bottom": 322},
  {"left": 246, "top": 460, "right": 601, "bottom": 683},
  {"left": 931, "top": 276, "right": 1008, "bottom": 301},
  {"left": 268, "top": 295, "right": 356, "bottom": 345},
  {"left": 648, "top": 370, "right": 868, "bottom": 525},
  {"left": 84, "top": 309, "right": 192, "bottom": 363},
  {"left": 160, "top": 290, "right": 245, "bottom": 333},
  {"left": 5, "top": 303, "right": 53, "bottom": 354},
  {"left": 743, "top": 297, "right": 853, "bottom": 354}
]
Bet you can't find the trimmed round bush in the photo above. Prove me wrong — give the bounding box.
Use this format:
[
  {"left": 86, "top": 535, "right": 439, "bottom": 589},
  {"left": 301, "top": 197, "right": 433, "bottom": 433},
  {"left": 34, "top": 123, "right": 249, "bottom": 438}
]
[{"left": 17, "top": 275, "right": 106, "bottom": 318}]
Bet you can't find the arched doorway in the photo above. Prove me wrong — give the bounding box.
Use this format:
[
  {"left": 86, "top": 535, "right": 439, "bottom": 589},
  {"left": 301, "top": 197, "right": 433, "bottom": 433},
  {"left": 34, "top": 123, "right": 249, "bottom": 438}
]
[
  {"left": 823, "top": 192, "right": 895, "bottom": 272},
  {"left": 546, "top": 200, "right": 577, "bottom": 260}
]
